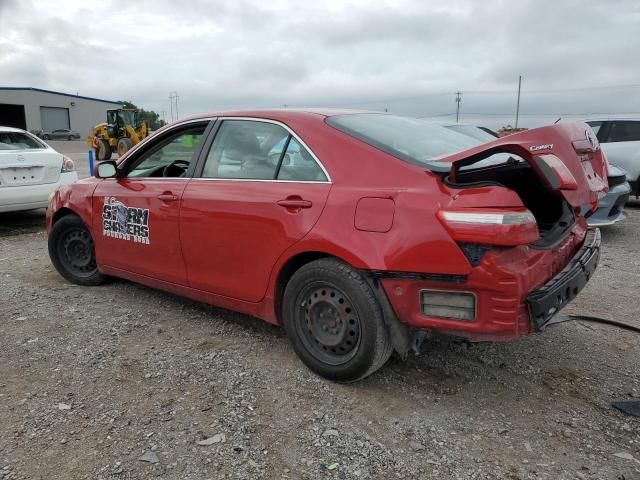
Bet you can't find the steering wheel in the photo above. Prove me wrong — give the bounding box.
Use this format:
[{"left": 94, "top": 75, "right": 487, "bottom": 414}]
[{"left": 162, "top": 159, "right": 190, "bottom": 177}]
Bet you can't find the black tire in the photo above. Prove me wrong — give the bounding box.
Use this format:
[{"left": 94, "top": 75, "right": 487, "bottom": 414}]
[
  {"left": 96, "top": 139, "right": 112, "bottom": 160},
  {"left": 117, "top": 137, "right": 133, "bottom": 157},
  {"left": 68, "top": 135, "right": 74, "bottom": 141},
  {"left": 43, "top": 134, "right": 50, "bottom": 140},
  {"left": 282, "top": 258, "right": 393, "bottom": 382},
  {"left": 48, "top": 215, "right": 106, "bottom": 286}
]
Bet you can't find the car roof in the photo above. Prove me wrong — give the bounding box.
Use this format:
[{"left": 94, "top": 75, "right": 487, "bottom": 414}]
[
  {"left": 179, "top": 108, "right": 376, "bottom": 123},
  {"left": 0, "top": 126, "right": 29, "bottom": 133},
  {"left": 584, "top": 118, "right": 640, "bottom": 122}
]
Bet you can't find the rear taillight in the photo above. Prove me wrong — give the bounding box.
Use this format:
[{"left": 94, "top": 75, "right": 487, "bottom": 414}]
[
  {"left": 533, "top": 154, "right": 578, "bottom": 190},
  {"left": 437, "top": 208, "right": 539, "bottom": 246},
  {"left": 61, "top": 156, "right": 75, "bottom": 172}
]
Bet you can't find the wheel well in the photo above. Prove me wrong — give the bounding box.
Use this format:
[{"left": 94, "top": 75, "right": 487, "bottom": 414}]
[
  {"left": 52, "top": 207, "right": 77, "bottom": 225},
  {"left": 274, "top": 252, "right": 333, "bottom": 323}
]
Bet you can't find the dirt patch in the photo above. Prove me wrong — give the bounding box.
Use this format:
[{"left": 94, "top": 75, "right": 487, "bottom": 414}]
[{"left": 0, "top": 208, "right": 639, "bottom": 479}]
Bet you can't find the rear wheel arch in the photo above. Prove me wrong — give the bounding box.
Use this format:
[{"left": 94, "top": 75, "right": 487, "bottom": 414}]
[{"left": 275, "top": 251, "right": 334, "bottom": 324}]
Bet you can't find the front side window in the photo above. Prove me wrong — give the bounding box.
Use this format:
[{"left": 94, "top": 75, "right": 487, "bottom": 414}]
[
  {"left": 202, "top": 120, "right": 288, "bottom": 180},
  {"left": 0, "top": 131, "right": 46, "bottom": 150},
  {"left": 326, "top": 113, "right": 480, "bottom": 168},
  {"left": 127, "top": 126, "right": 205, "bottom": 178},
  {"left": 606, "top": 121, "right": 640, "bottom": 143}
]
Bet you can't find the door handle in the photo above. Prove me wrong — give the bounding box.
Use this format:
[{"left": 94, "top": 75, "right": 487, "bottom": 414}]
[
  {"left": 277, "top": 198, "right": 312, "bottom": 209},
  {"left": 157, "top": 193, "right": 179, "bottom": 202}
]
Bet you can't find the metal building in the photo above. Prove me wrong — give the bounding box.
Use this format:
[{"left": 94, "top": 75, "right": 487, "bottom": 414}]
[{"left": 0, "top": 87, "right": 122, "bottom": 138}]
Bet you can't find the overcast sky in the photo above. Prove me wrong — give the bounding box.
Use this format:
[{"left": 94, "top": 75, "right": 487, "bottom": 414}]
[{"left": 1, "top": 0, "right": 639, "bottom": 128}]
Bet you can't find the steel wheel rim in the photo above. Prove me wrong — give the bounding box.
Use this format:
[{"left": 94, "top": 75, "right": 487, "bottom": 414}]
[
  {"left": 295, "top": 283, "right": 362, "bottom": 366},
  {"left": 57, "top": 228, "right": 97, "bottom": 277}
]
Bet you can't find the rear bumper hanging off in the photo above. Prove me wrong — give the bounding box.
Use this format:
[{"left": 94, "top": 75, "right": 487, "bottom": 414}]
[{"left": 527, "top": 228, "right": 601, "bottom": 330}]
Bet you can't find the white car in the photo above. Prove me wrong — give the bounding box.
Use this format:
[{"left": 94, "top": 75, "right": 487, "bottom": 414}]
[
  {"left": 0, "top": 126, "right": 78, "bottom": 213},
  {"left": 586, "top": 119, "right": 640, "bottom": 199}
]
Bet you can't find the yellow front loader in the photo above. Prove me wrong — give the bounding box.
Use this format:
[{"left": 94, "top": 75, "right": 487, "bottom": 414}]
[{"left": 87, "top": 109, "right": 149, "bottom": 160}]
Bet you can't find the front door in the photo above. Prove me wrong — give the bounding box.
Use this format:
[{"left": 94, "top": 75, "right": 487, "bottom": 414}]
[
  {"left": 92, "top": 122, "right": 209, "bottom": 285},
  {"left": 180, "top": 119, "right": 331, "bottom": 302}
]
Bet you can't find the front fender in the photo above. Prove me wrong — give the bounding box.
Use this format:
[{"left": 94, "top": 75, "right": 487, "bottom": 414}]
[{"left": 46, "top": 179, "right": 99, "bottom": 234}]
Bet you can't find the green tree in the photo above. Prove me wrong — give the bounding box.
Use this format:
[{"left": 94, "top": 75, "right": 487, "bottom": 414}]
[{"left": 120, "top": 101, "right": 166, "bottom": 130}]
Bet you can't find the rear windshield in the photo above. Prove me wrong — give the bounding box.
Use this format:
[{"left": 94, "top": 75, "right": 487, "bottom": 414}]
[
  {"left": 445, "top": 124, "right": 497, "bottom": 143},
  {"left": 326, "top": 114, "right": 482, "bottom": 167},
  {"left": 0, "top": 131, "right": 46, "bottom": 150}
]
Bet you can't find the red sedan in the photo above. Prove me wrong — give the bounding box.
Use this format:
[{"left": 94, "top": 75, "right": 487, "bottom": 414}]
[{"left": 46, "top": 110, "right": 607, "bottom": 382}]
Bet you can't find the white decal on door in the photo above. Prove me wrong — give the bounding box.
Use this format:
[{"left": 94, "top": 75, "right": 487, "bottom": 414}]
[{"left": 102, "top": 197, "right": 150, "bottom": 244}]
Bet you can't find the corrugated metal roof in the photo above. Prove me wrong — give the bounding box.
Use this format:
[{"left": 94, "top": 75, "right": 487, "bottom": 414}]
[{"left": 0, "top": 87, "right": 123, "bottom": 105}]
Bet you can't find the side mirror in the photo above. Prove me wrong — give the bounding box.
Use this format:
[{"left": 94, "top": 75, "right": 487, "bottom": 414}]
[{"left": 95, "top": 160, "right": 118, "bottom": 178}]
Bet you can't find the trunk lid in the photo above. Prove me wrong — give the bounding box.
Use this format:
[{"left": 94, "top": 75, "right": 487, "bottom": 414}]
[
  {"left": 0, "top": 149, "right": 63, "bottom": 187},
  {"left": 433, "top": 122, "right": 608, "bottom": 208}
]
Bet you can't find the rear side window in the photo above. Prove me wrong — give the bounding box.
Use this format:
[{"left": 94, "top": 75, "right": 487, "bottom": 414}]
[
  {"left": 605, "top": 121, "right": 640, "bottom": 143},
  {"left": 326, "top": 114, "right": 480, "bottom": 167},
  {"left": 274, "top": 138, "right": 328, "bottom": 181},
  {"left": 0, "top": 131, "right": 45, "bottom": 150}
]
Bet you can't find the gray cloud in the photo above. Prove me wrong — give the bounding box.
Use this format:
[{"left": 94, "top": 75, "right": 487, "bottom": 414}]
[{"left": 1, "top": 0, "right": 639, "bottom": 128}]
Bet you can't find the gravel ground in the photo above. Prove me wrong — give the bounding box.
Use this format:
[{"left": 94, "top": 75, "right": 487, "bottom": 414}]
[{"left": 0, "top": 148, "right": 638, "bottom": 478}]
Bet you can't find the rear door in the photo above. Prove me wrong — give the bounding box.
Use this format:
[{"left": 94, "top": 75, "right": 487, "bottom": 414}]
[
  {"left": 180, "top": 118, "right": 331, "bottom": 302},
  {"left": 92, "top": 120, "right": 210, "bottom": 285},
  {"left": 0, "top": 131, "right": 61, "bottom": 191}
]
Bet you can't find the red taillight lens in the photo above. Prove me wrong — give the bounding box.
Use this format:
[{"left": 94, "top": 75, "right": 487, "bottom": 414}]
[
  {"left": 437, "top": 208, "right": 540, "bottom": 246},
  {"left": 534, "top": 154, "right": 578, "bottom": 190}
]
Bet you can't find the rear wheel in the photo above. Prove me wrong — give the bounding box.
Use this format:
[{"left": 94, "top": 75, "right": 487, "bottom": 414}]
[
  {"left": 48, "top": 215, "right": 106, "bottom": 286},
  {"left": 96, "top": 139, "right": 112, "bottom": 160},
  {"left": 43, "top": 134, "right": 51, "bottom": 140},
  {"left": 117, "top": 137, "right": 133, "bottom": 157},
  {"left": 282, "top": 258, "right": 392, "bottom": 382}
]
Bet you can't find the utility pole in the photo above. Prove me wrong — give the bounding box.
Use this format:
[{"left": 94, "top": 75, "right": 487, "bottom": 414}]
[
  {"left": 455, "top": 91, "right": 462, "bottom": 123},
  {"left": 515, "top": 75, "right": 522, "bottom": 129},
  {"left": 169, "top": 91, "right": 180, "bottom": 122}
]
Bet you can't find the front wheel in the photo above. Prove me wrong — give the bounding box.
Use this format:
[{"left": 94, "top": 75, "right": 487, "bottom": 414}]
[
  {"left": 48, "top": 215, "right": 106, "bottom": 286},
  {"left": 282, "top": 258, "right": 392, "bottom": 382}
]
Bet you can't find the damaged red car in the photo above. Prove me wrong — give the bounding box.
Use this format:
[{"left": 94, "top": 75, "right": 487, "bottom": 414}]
[{"left": 46, "top": 111, "right": 607, "bottom": 382}]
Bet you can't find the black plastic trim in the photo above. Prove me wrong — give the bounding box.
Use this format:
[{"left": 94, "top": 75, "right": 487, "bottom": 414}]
[
  {"left": 528, "top": 228, "right": 601, "bottom": 330},
  {"left": 366, "top": 270, "right": 468, "bottom": 284}
]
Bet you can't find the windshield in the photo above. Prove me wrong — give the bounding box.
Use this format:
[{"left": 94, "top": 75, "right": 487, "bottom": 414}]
[
  {"left": 118, "top": 111, "right": 137, "bottom": 126},
  {"left": 326, "top": 114, "right": 481, "bottom": 167}
]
